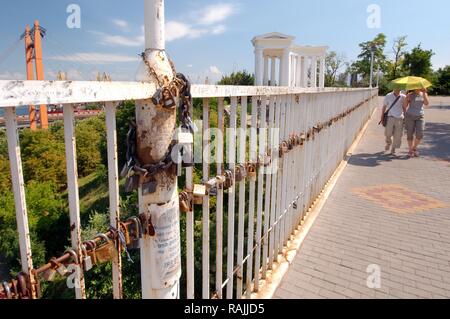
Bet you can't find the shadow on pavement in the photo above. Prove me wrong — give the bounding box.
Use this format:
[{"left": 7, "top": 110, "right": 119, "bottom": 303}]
[
  {"left": 348, "top": 151, "right": 410, "bottom": 167},
  {"left": 421, "top": 122, "right": 450, "bottom": 161}
]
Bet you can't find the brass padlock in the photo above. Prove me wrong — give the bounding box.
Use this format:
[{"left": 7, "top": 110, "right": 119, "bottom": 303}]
[
  {"left": 50, "top": 257, "right": 68, "bottom": 276},
  {"left": 235, "top": 164, "right": 247, "bottom": 182},
  {"left": 279, "top": 141, "right": 289, "bottom": 157},
  {"left": 193, "top": 184, "right": 206, "bottom": 204},
  {"left": 246, "top": 163, "right": 257, "bottom": 179},
  {"left": 179, "top": 191, "right": 192, "bottom": 213},
  {"left": 94, "top": 234, "right": 118, "bottom": 264}
]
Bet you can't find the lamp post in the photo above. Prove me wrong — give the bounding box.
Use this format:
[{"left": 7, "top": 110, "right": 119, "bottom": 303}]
[{"left": 369, "top": 44, "right": 376, "bottom": 88}]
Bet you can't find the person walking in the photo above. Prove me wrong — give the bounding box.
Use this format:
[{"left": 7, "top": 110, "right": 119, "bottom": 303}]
[
  {"left": 404, "top": 88, "right": 429, "bottom": 157},
  {"left": 381, "top": 89, "right": 406, "bottom": 155}
]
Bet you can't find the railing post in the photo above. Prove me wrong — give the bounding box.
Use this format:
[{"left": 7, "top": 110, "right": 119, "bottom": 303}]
[
  {"left": 5, "top": 107, "right": 37, "bottom": 299},
  {"left": 138, "top": 0, "right": 181, "bottom": 299}
]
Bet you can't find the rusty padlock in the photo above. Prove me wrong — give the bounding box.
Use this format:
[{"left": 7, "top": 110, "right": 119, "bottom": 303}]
[
  {"left": 162, "top": 87, "right": 177, "bottom": 109},
  {"left": 235, "top": 164, "right": 247, "bottom": 182},
  {"left": 119, "top": 222, "right": 131, "bottom": 246},
  {"left": 94, "top": 234, "right": 118, "bottom": 264},
  {"left": 50, "top": 257, "right": 68, "bottom": 276},
  {"left": 17, "top": 272, "right": 30, "bottom": 299},
  {"left": 126, "top": 217, "right": 142, "bottom": 249}
]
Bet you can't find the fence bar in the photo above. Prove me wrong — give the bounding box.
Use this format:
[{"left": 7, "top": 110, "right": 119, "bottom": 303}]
[
  {"left": 186, "top": 97, "right": 195, "bottom": 300},
  {"left": 226, "top": 97, "right": 238, "bottom": 299},
  {"left": 105, "top": 102, "right": 123, "bottom": 299},
  {"left": 262, "top": 96, "right": 275, "bottom": 278},
  {"left": 245, "top": 96, "right": 258, "bottom": 298},
  {"left": 254, "top": 95, "right": 267, "bottom": 292},
  {"left": 4, "top": 107, "right": 37, "bottom": 298},
  {"left": 62, "top": 104, "right": 86, "bottom": 299},
  {"left": 215, "top": 98, "right": 224, "bottom": 298},
  {"left": 202, "top": 98, "right": 211, "bottom": 299},
  {"left": 236, "top": 96, "right": 247, "bottom": 298}
]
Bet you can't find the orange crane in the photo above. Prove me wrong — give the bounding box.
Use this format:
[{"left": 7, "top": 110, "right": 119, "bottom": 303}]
[{"left": 22, "top": 20, "right": 48, "bottom": 130}]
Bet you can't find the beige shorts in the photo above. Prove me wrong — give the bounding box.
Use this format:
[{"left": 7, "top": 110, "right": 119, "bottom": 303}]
[{"left": 405, "top": 114, "right": 425, "bottom": 140}]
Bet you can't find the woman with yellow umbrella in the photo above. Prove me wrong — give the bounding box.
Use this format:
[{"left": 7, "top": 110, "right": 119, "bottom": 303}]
[{"left": 389, "top": 76, "right": 432, "bottom": 157}]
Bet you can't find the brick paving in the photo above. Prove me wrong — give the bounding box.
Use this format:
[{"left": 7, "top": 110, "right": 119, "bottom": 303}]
[{"left": 274, "top": 101, "right": 450, "bottom": 299}]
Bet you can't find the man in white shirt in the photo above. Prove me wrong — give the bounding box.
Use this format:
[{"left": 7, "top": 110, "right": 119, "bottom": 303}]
[{"left": 381, "top": 89, "right": 406, "bottom": 155}]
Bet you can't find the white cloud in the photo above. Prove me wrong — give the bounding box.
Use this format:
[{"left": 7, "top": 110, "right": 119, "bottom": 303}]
[
  {"left": 196, "top": 3, "right": 237, "bottom": 25},
  {"left": 89, "top": 31, "right": 144, "bottom": 47},
  {"left": 211, "top": 25, "right": 226, "bottom": 35},
  {"left": 0, "top": 71, "right": 25, "bottom": 80},
  {"left": 48, "top": 53, "right": 139, "bottom": 64},
  {"left": 112, "top": 19, "right": 129, "bottom": 29}
]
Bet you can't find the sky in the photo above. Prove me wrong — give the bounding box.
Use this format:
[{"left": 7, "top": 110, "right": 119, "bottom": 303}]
[{"left": 0, "top": 0, "right": 449, "bottom": 83}]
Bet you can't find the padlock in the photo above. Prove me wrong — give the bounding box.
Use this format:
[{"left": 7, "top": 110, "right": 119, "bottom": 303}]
[
  {"left": 246, "top": 163, "right": 257, "bottom": 179},
  {"left": 17, "top": 272, "right": 30, "bottom": 299},
  {"left": 126, "top": 217, "right": 142, "bottom": 249},
  {"left": 193, "top": 184, "right": 205, "bottom": 204},
  {"left": 142, "top": 179, "right": 158, "bottom": 196},
  {"left": 81, "top": 244, "right": 94, "bottom": 271},
  {"left": 10, "top": 279, "right": 18, "bottom": 299},
  {"left": 94, "top": 234, "right": 118, "bottom": 264},
  {"left": 42, "top": 266, "right": 57, "bottom": 282},
  {"left": 151, "top": 88, "right": 164, "bottom": 107},
  {"left": 179, "top": 191, "right": 192, "bottom": 213},
  {"left": 223, "top": 170, "right": 234, "bottom": 190},
  {"left": 119, "top": 222, "right": 131, "bottom": 246},
  {"left": 300, "top": 133, "right": 306, "bottom": 145},
  {"left": 162, "top": 87, "right": 176, "bottom": 109},
  {"left": 50, "top": 258, "right": 68, "bottom": 276},
  {"left": 235, "top": 164, "right": 247, "bottom": 182},
  {"left": 65, "top": 249, "right": 80, "bottom": 267},
  {"left": 279, "top": 141, "right": 289, "bottom": 157},
  {"left": 2, "top": 282, "right": 12, "bottom": 299}
]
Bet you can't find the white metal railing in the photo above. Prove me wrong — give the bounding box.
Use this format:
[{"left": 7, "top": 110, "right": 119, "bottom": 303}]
[{"left": 0, "top": 79, "right": 377, "bottom": 299}]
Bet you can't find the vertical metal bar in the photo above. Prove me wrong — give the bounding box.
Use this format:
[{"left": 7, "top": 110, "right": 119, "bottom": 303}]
[
  {"left": 63, "top": 104, "right": 86, "bottom": 299},
  {"left": 215, "top": 98, "right": 224, "bottom": 298},
  {"left": 202, "top": 98, "right": 210, "bottom": 299},
  {"left": 279, "top": 95, "right": 289, "bottom": 250},
  {"left": 226, "top": 97, "right": 237, "bottom": 299},
  {"left": 236, "top": 96, "right": 247, "bottom": 298},
  {"left": 254, "top": 95, "right": 266, "bottom": 292},
  {"left": 262, "top": 96, "right": 275, "bottom": 277},
  {"left": 5, "top": 107, "right": 36, "bottom": 299},
  {"left": 269, "top": 95, "right": 280, "bottom": 266},
  {"left": 246, "top": 96, "right": 258, "bottom": 298},
  {"left": 186, "top": 97, "right": 195, "bottom": 299},
  {"left": 105, "top": 102, "right": 123, "bottom": 299},
  {"left": 274, "top": 95, "right": 285, "bottom": 259}
]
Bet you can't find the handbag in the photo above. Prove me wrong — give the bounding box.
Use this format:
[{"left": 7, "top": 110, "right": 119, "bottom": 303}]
[{"left": 379, "top": 95, "right": 401, "bottom": 127}]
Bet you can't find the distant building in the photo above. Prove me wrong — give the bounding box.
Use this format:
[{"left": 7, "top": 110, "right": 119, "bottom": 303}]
[{"left": 252, "top": 32, "right": 328, "bottom": 87}]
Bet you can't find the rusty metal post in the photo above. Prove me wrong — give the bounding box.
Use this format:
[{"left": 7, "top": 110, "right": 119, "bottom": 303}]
[
  {"left": 24, "top": 26, "right": 36, "bottom": 131},
  {"left": 33, "top": 20, "right": 49, "bottom": 129},
  {"left": 137, "top": 0, "right": 181, "bottom": 299}
]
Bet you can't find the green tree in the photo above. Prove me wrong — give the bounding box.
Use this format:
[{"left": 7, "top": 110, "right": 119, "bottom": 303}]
[
  {"left": 435, "top": 66, "right": 450, "bottom": 95},
  {"left": 218, "top": 70, "right": 254, "bottom": 86},
  {"left": 352, "top": 33, "right": 388, "bottom": 85},
  {"left": 389, "top": 36, "right": 408, "bottom": 79},
  {"left": 325, "top": 51, "right": 346, "bottom": 87},
  {"left": 402, "top": 44, "right": 434, "bottom": 79}
]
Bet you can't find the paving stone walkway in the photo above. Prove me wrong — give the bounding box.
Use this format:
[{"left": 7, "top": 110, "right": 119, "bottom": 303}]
[{"left": 274, "top": 101, "right": 450, "bottom": 299}]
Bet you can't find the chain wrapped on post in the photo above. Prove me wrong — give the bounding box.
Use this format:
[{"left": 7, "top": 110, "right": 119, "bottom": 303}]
[{"left": 121, "top": 53, "right": 195, "bottom": 193}]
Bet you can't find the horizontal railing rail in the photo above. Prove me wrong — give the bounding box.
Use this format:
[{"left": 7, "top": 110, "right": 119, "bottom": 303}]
[{"left": 0, "top": 78, "right": 378, "bottom": 299}]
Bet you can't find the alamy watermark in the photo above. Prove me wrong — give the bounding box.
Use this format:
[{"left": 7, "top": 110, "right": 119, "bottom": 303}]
[
  {"left": 367, "top": 4, "right": 381, "bottom": 29},
  {"left": 366, "top": 264, "right": 381, "bottom": 289},
  {"left": 67, "top": 4, "right": 81, "bottom": 29}
]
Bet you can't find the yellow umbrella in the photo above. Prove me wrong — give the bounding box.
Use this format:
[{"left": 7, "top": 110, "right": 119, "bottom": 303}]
[{"left": 388, "top": 76, "right": 432, "bottom": 91}]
